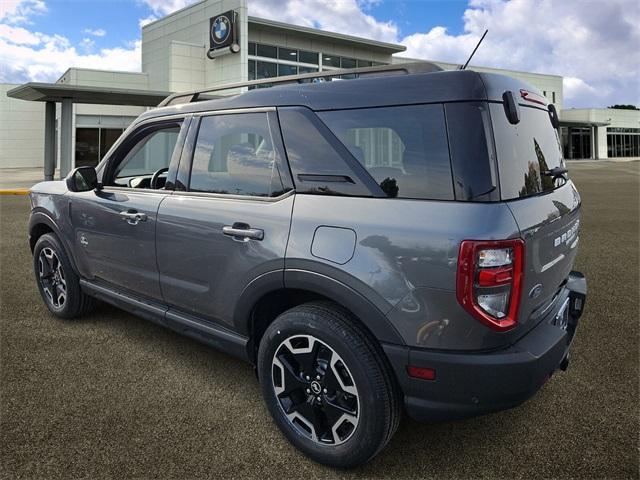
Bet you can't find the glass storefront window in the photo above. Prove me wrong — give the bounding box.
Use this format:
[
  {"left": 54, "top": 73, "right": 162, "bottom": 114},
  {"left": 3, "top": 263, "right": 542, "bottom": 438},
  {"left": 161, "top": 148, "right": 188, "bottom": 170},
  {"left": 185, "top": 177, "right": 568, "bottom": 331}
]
[
  {"left": 256, "top": 61, "right": 277, "bottom": 79},
  {"left": 299, "top": 66, "right": 318, "bottom": 74},
  {"left": 299, "top": 50, "right": 319, "bottom": 65},
  {"left": 357, "top": 59, "right": 372, "bottom": 67},
  {"left": 341, "top": 57, "right": 356, "bottom": 69},
  {"left": 75, "top": 128, "right": 100, "bottom": 167},
  {"left": 248, "top": 42, "right": 256, "bottom": 56},
  {"left": 248, "top": 59, "right": 256, "bottom": 80},
  {"left": 278, "top": 64, "right": 297, "bottom": 77},
  {"left": 322, "top": 54, "right": 340, "bottom": 68},
  {"left": 75, "top": 127, "right": 124, "bottom": 168},
  {"left": 278, "top": 47, "right": 297, "bottom": 61},
  {"left": 256, "top": 44, "right": 277, "bottom": 59}
]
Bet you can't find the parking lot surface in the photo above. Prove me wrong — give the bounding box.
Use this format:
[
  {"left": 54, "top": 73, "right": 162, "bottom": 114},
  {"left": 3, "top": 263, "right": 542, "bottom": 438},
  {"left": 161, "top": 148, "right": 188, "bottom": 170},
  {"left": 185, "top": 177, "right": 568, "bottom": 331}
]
[{"left": 1, "top": 161, "right": 638, "bottom": 479}]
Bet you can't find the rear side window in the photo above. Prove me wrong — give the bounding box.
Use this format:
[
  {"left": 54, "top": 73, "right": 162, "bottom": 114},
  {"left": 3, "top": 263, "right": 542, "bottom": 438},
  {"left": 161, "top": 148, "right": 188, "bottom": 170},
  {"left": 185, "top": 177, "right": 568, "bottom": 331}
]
[
  {"left": 318, "top": 104, "right": 454, "bottom": 200},
  {"left": 490, "top": 104, "right": 567, "bottom": 200},
  {"left": 189, "top": 113, "right": 285, "bottom": 197}
]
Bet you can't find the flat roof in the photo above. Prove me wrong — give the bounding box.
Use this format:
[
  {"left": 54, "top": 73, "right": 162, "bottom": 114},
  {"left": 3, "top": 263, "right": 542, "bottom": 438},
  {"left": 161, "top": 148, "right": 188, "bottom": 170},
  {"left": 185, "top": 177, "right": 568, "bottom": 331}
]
[
  {"left": 248, "top": 16, "right": 406, "bottom": 54},
  {"left": 6, "top": 82, "right": 170, "bottom": 106},
  {"left": 559, "top": 119, "right": 610, "bottom": 127}
]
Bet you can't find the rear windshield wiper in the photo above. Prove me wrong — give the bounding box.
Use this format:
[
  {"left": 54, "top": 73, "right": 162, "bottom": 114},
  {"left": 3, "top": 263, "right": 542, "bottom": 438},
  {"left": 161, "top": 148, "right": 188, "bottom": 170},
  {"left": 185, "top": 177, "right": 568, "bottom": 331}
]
[{"left": 542, "top": 166, "right": 568, "bottom": 179}]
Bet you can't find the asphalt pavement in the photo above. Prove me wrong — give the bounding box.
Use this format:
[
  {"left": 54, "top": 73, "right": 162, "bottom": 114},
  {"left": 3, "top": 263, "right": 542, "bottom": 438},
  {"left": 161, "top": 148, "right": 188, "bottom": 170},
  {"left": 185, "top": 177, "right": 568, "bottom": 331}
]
[{"left": 1, "top": 161, "right": 638, "bottom": 479}]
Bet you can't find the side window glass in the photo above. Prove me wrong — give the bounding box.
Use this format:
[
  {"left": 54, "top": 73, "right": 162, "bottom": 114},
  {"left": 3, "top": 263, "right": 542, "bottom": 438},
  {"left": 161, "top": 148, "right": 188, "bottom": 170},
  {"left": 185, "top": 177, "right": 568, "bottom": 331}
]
[
  {"left": 318, "top": 104, "right": 454, "bottom": 200},
  {"left": 189, "top": 113, "right": 284, "bottom": 197},
  {"left": 112, "top": 126, "right": 180, "bottom": 188}
]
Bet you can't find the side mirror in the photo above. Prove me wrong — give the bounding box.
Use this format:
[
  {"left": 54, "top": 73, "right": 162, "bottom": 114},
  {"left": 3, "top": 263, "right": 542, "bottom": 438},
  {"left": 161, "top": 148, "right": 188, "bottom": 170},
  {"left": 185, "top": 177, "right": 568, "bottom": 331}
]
[
  {"left": 502, "top": 90, "right": 520, "bottom": 125},
  {"left": 548, "top": 103, "right": 561, "bottom": 129},
  {"left": 66, "top": 166, "right": 100, "bottom": 192}
]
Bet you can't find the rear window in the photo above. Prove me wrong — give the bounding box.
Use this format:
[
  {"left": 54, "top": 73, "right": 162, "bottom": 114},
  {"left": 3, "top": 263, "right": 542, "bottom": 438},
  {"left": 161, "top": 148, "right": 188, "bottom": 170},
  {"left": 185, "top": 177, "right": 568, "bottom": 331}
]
[
  {"left": 318, "top": 104, "right": 454, "bottom": 200},
  {"left": 490, "top": 104, "right": 567, "bottom": 200}
]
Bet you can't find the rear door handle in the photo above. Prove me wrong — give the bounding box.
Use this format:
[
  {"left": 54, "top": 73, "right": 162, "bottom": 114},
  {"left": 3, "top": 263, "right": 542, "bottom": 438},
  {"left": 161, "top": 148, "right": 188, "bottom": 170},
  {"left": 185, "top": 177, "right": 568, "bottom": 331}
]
[
  {"left": 119, "top": 210, "right": 147, "bottom": 225},
  {"left": 223, "top": 224, "right": 264, "bottom": 241}
]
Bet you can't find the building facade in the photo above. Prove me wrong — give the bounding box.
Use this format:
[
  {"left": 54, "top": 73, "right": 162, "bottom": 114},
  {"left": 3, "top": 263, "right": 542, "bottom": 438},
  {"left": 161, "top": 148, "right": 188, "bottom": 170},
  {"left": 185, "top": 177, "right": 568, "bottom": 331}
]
[{"left": 2, "top": 0, "right": 638, "bottom": 173}]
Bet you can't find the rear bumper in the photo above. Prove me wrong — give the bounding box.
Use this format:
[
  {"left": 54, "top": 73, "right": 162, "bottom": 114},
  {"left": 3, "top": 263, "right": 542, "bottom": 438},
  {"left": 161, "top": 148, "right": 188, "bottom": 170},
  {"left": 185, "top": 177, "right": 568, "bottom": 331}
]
[{"left": 384, "top": 271, "right": 587, "bottom": 422}]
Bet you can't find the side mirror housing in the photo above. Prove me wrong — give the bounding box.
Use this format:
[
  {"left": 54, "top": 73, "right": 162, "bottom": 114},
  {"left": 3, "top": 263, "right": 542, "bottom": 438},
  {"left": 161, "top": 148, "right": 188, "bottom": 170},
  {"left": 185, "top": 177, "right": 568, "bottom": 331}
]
[
  {"left": 66, "top": 166, "right": 99, "bottom": 192},
  {"left": 502, "top": 90, "right": 520, "bottom": 125}
]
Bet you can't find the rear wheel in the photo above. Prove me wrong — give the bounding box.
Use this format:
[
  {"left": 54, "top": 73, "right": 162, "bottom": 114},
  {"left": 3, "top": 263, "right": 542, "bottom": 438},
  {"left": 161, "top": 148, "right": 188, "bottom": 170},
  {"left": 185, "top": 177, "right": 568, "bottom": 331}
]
[
  {"left": 33, "top": 233, "right": 96, "bottom": 319},
  {"left": 257, "top": 301, "right": 401, "bottom": 468}
]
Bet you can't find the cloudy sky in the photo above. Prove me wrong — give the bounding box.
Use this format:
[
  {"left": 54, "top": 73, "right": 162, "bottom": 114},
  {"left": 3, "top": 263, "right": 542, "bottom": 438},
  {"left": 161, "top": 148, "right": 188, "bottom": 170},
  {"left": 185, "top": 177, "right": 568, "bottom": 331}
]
[{"left": 1, "top": 0, "right": 638, "bottom": 108}]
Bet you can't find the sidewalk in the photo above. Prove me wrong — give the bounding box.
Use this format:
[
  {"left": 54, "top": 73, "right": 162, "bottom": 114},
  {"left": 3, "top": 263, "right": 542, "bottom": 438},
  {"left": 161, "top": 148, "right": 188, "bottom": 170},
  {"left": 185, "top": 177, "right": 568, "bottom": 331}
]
[{"left": 0, "top": 168, "right": 59, "bottom": 192}]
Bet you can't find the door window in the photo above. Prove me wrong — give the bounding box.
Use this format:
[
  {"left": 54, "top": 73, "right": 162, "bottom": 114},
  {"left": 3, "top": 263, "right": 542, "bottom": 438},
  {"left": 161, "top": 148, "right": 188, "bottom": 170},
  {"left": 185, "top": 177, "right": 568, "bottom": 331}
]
[
  {"left": 110, "top": 125, "right": 181, "bottom": 189},
  {"left": 189, "top": 113, "right": 285, "bottom": 197}
]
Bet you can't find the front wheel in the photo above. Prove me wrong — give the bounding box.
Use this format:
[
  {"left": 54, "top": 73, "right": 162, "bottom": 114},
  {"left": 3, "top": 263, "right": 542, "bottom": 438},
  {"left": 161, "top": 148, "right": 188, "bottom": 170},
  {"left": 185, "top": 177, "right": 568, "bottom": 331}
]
[
  {"left": 257, "top": 301, "right": 401, "bottom": 468},
  {"left": 33, "top": 233, "right": 96, "bottom": 319}
]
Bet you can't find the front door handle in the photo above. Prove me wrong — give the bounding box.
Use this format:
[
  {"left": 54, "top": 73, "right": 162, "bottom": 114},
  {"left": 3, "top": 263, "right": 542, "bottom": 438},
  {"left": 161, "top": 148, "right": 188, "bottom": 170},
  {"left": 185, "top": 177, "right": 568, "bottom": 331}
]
[
  {"left": 223, "top": 223, "right": 264, "bottom": 241},
  {"left": 119, "top": 210, "right": 147, "bottom": 225}
]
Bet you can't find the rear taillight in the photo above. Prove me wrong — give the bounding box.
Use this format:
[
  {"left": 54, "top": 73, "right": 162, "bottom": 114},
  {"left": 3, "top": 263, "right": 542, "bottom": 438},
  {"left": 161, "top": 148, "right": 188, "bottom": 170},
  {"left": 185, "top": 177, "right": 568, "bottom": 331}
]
[{"left": 457, "top": 239, "right": 525, "bottom": 332}]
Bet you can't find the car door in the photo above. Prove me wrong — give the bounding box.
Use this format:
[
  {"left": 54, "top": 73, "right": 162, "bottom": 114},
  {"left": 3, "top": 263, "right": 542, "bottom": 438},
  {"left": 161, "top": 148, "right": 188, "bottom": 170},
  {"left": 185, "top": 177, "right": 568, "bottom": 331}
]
[
  {"left": 70, "top": 117, "right": 188, "bottom": 301},
  {"left": 156, "top": 109, "right": 294, "bottom": 327}
]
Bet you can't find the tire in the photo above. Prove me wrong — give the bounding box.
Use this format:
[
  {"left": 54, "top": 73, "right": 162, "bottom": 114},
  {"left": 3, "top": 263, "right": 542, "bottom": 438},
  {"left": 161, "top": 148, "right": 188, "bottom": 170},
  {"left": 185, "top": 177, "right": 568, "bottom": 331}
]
[
  {"left": 33, "top": 233, "right": 96, "bottom": 319},
  {"left": 257, "top": 301, "right": 401, "bottom": 468}
]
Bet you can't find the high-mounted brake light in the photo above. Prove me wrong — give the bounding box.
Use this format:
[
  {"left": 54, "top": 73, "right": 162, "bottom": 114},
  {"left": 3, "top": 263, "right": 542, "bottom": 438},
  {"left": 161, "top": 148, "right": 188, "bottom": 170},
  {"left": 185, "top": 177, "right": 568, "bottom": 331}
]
[
  {"left": 457, "top": 239, "right": 525, "bottom": 331},
  {"left": 519, "top": 89, "right": 547, "bottom": 106}
]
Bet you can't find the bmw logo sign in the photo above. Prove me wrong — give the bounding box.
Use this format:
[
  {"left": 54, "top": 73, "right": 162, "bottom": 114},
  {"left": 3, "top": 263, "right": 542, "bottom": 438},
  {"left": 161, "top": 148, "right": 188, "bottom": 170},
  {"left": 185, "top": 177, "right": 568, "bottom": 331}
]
[{"left": 211, "top": 15, "right": 231, "bottom": 45}]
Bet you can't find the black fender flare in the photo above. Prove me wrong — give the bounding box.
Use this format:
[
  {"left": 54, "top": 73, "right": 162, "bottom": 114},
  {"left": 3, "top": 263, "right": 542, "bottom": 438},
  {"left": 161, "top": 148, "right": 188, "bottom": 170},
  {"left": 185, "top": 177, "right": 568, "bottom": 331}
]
[
  {"left": 28, "top": 210, "right": 80, "bottom": 276},
  {"left": 233, "top": 268, "right": 405, "bottom": 346}
]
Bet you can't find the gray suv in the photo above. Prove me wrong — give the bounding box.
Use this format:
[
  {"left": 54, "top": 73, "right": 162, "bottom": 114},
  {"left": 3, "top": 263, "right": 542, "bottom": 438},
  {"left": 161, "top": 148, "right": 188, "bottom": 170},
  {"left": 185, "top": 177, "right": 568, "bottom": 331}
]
[{"left": 28, "top": 64, "right": 587, "bottom": 468}]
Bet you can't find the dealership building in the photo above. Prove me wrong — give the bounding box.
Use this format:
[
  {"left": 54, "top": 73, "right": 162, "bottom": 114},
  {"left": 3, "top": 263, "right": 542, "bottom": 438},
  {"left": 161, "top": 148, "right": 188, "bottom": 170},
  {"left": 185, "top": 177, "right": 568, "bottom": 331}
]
[{"left": 2, "top": 0, "right": 639, "bottom": 178}]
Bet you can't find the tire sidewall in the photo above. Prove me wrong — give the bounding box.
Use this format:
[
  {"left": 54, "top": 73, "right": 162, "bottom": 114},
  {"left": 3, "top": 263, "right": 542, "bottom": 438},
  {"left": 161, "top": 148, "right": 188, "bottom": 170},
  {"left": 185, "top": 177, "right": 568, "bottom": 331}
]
[
  {"left": 258, "top": 307, "right": 390, "bottom": 467},
  {"left": 33, "top": 233, "right": 81, "bottom": 318}
]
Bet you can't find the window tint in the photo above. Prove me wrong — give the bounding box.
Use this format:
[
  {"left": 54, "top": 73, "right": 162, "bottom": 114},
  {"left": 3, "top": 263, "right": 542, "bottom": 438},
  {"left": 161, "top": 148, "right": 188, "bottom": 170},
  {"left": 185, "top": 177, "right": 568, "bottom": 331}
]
[
  {"left": 278, "top": 107, "right": 374, "bottom": 197},
  {"left": 318, "top": 104, "right": 454, "bottom": 200},
  {"left": 490, "top": 104, "right": 566, "bottom": 200},
  {"left": 445, "top": 102, "right": 497, "bottom": 201},
  {"left": 113, "top": 126, "right": 180, "bottom": 188},
  {"left": 189, "top": 113, "right": 284, "bottom": 197}
]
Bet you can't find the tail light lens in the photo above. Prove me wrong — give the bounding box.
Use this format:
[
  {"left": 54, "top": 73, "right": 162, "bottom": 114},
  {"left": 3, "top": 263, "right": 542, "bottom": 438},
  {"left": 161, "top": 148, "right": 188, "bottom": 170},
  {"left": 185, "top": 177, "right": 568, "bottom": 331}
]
[{"left": 457, "top": 239, "right": 525, "bottom": 331}]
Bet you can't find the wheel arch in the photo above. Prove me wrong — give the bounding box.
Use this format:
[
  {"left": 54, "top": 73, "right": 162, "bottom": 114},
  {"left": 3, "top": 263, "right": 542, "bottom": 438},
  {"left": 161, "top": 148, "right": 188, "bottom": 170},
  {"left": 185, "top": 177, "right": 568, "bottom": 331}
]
[
  {"left": 28, "top": 211, "right": 80, "bottom": 275},
  {"left": 235, "top": 269, "right": 406, "bottom": 363}
]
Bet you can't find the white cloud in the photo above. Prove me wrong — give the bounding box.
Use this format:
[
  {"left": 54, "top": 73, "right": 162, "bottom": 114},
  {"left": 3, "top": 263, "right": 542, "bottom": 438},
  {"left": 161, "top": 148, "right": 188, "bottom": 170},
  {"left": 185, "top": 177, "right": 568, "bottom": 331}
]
[
  {"left": 83, "top": 28, "right": 106, "bottom": 37},
  {"left": 396, "top": 0, "right": 640, "bottom": 108},
  {"left": 0, "top": 0, "right": 46, "bottom": 24},
  {"left": 141, "top": 0, "right": 194, "bottom": 16},
  {"left": 138, "top": 14, "right": 157, "bottom": 28},
  {"left": 0, "top": 30, "right": 141, "bottom": 83},
  {"left": 1, "top": 0, "right": 637, "bottom": 108},
  {"left": 247, "top": 0, "right": 398, "bottom": 43},
  {"left": 242, "top": 0, "right": 639, "bottom": 107}
]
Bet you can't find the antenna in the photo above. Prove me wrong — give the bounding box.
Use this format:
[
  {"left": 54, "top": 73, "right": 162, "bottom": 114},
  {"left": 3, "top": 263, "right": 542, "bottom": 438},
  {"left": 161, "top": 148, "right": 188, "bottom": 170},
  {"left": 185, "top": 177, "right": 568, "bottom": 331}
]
[{"left": 461, "top": 29, "right": 488, "bottom": 70}]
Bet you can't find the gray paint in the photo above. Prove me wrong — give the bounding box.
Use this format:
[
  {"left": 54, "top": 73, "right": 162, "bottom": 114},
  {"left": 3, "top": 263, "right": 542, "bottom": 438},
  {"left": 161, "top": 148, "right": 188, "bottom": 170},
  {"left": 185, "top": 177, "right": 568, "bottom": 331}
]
[{"left": 27, "top": 68, "right": 583, "bottom": 357}]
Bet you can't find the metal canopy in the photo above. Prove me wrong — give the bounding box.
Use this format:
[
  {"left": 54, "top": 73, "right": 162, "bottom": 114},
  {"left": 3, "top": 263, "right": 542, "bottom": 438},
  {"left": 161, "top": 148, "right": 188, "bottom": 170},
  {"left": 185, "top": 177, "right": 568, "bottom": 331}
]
[{"left": 6, "top": 82, "right": 170, "bottom": 106}]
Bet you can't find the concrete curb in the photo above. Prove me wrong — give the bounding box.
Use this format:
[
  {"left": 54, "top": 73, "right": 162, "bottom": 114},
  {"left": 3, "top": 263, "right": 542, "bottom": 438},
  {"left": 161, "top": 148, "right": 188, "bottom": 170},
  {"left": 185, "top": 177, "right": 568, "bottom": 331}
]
[{"left": 0, "top": 189, "right": 29, "bottom": 195}]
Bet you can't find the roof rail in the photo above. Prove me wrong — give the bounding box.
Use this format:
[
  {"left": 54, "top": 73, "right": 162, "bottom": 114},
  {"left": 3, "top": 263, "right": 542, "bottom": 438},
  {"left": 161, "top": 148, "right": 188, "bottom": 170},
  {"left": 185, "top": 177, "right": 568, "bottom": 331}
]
[{"left": 158, "top": 61, "right": 442, "bottom": 107}]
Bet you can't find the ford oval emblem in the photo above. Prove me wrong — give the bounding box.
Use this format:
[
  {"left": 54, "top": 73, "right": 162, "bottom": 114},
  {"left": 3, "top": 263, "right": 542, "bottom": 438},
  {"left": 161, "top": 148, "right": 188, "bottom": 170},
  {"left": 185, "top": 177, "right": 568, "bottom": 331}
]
[{"left": 529, "top": 283, "right": 543, "bottom": 299}]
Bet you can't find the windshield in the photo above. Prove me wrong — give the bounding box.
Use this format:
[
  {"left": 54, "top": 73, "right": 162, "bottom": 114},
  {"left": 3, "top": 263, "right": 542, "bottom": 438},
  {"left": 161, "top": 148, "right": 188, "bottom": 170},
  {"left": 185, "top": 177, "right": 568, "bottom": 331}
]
[{"left": 490, "top": 104, "right": 567, "bottom": 200}]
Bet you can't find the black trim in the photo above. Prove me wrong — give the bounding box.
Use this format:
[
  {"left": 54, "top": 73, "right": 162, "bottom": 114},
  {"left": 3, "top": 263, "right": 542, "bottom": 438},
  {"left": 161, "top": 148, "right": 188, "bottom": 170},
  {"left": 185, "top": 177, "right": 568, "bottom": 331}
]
[
  {"left": 284, "top": 268, "right": 405, "bottom": 345},
  {"left": 79, "top": 279, "right": 250, "bottom": 362},
  {"left": 164, "top": 115, "right": 192, "bottom": 191},
  {"left": 101, "top": 118, "right": 186, "bottom": 187},
  {"left": 384, "top": 271, "right": 586, "bottom": 422}
]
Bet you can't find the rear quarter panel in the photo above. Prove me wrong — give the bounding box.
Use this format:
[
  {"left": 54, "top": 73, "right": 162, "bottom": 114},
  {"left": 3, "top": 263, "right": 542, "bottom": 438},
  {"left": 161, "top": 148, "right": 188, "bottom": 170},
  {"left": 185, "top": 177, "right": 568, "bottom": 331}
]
[{"left": 286, "top": 195, "right": 523, "bottom": 350}]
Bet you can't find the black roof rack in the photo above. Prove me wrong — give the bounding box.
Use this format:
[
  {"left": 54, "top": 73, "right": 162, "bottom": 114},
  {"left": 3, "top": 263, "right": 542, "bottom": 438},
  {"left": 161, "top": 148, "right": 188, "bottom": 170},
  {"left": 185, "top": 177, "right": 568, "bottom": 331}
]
[{"left": 158, "top": 62, "right": 442, "bottom": 107}]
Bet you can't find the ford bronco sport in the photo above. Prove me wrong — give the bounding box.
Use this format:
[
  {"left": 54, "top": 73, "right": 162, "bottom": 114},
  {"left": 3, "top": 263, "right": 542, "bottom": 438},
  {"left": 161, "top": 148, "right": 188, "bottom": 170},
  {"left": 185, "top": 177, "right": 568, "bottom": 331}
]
[{"left": 28, "top": 63, "right": 587, "bottom": 468}]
